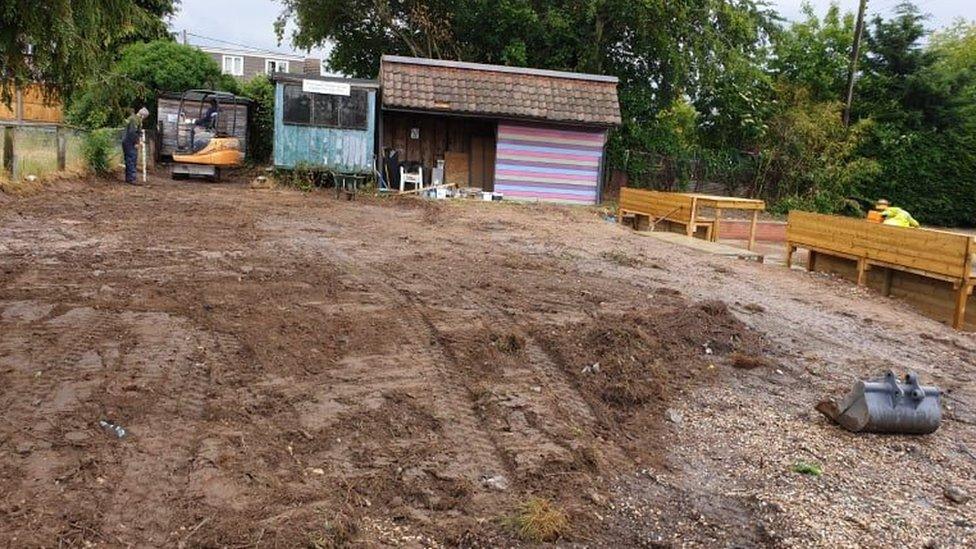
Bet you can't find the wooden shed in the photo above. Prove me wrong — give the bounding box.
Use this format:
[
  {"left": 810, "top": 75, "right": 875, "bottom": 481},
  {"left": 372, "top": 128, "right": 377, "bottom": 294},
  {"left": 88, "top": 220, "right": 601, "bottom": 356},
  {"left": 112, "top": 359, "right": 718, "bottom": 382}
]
[
  {"left": 156, "top": 92, "right": 251, "bottom": 161},
  {"left": 379, "top": 56, "right": 621, "bottom": 204},
  {"left": 271, "top": 74, "right": 379, "bottom": 173}
]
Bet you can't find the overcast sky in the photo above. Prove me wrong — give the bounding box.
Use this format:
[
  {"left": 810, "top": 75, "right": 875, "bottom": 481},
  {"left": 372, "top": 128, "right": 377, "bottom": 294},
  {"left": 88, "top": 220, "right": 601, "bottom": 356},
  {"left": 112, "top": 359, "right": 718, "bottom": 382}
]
[{"left": 168, "top": 1, "right": 972, "bottom": 59}]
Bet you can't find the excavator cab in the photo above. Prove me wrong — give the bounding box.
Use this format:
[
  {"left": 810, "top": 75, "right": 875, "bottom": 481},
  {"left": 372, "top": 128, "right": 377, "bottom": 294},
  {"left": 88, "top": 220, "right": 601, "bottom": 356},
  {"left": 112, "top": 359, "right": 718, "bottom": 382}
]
[{"left": 172, "top": 90, "right": 244, "bottom": 181}]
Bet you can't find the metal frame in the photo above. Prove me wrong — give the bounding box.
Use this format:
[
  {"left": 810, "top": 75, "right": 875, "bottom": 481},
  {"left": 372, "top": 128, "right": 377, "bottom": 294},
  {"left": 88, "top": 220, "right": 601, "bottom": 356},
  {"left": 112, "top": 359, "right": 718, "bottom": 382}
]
[{"left": 175, "top": 89, "right": 240, "bottom": 154}]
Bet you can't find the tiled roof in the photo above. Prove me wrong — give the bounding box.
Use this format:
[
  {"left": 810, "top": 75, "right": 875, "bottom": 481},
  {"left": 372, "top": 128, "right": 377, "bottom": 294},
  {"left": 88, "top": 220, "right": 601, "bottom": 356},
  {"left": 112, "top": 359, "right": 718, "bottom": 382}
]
[{"left": 379, "top": 56, "right": 621, "bottom": 126}]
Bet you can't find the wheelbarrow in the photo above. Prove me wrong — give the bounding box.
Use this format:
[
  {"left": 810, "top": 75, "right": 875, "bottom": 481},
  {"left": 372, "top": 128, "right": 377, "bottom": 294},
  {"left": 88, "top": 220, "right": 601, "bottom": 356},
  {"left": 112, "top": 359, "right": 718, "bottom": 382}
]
[{"left": 816, "top": 371, "right": 941, "bottom": 434}]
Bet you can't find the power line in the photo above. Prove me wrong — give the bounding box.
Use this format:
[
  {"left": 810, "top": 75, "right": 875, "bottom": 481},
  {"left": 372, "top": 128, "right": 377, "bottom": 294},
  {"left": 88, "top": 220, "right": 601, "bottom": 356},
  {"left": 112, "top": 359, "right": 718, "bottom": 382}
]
[{"left": 185, "top": 31, "right": 305, "bottom": 58}]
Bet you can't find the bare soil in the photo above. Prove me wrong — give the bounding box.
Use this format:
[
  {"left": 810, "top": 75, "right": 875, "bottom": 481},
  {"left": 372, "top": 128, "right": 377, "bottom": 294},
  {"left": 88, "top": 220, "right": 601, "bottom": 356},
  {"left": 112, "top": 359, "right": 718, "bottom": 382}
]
[{"left": 1, "top": 175, "right": 974, "bottom": 547}]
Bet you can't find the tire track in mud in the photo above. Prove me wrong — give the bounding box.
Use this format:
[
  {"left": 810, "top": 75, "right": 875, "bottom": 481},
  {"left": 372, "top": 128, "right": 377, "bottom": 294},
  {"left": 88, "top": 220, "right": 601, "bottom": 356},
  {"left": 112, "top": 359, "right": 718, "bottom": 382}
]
[
  {"left": 304, "top": 242, "right": 512, "bottom": 484},
  {"left": 12, "top": 307, "right": 118, "bottom": 426},
  {"left": 0, "top": 305, "right": 125, "bottom": 543},
  {"left": 382, "top": 270, "right": 631, "bottom": 475},
  {"left": 310, "top": 227, "right": 630, "bottom": 479},
  {"left": 378, "top": 282, "right": 516, "bottom": 478},
  {"left": 94, "top": 314, "right": 230, "bottom": 545}
]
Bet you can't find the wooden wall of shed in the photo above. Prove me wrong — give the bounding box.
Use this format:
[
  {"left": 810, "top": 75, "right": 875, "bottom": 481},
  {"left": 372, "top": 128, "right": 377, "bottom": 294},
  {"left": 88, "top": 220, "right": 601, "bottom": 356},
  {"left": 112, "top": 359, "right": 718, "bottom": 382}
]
[
  {"left": 156, "top": 97, "right": 249, "bottom": 159},
  {"left": 0, "top": 86, "right": 63, "bottom": 123},
  {"left": 382, "top": 111, "right": 495, "bottom": 184},
  {"left": 811, "top": 252, "right": 976, "bottom": 331},
  {"left": 272, "top": 84, "right": 377, "bottom": 173}
]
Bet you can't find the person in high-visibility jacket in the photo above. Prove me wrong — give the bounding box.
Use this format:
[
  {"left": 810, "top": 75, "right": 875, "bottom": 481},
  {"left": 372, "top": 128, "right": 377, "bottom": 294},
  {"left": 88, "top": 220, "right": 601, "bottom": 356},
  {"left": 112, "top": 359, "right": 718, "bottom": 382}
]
[
  {"left": 867, "top": 199, "right": 890, "bottom": 223},
  {"left": 881, "top": 206, "right": 920, "bottom": 228}
]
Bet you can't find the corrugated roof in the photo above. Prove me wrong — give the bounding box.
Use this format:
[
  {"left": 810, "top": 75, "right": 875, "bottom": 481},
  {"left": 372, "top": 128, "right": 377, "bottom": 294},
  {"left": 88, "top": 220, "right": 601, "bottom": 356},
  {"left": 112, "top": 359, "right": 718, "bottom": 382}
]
[{"left": 379, "top": 56, "right": 621, "bottom": 126}]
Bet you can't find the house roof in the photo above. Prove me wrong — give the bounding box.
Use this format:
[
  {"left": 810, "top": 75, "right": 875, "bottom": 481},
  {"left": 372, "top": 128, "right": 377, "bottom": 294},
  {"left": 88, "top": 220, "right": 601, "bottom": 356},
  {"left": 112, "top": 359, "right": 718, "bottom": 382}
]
[
  {"left": 379, "top": 56, "right": 621, "bottom": 126},
  {"left": 196, "top": 45, "right": 305, "bottom": 62}
]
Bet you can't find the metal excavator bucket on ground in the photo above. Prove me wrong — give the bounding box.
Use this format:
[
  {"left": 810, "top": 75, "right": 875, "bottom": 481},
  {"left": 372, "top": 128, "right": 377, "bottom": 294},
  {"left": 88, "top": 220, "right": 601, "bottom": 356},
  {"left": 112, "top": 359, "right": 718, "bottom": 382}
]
[{"left": 816, "top": 371, "right": 941, "bottom": 434}]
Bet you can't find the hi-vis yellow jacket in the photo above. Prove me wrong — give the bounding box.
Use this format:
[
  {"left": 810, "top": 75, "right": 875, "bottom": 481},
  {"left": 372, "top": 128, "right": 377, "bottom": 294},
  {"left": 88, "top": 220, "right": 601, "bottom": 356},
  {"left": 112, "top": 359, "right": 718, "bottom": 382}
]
[{"left": 881, "top": 207, "right": 920, "bottom": 228}]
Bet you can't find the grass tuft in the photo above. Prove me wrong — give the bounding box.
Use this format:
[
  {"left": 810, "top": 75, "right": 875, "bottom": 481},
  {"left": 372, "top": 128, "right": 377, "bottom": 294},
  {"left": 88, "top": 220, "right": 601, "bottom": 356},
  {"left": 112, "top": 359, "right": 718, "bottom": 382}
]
[
  {"left": 792, "top": 460, "right": 823, "bottom": 477},
  {"left": 506, "top": 497, "right": 570, "bottom": 542}
]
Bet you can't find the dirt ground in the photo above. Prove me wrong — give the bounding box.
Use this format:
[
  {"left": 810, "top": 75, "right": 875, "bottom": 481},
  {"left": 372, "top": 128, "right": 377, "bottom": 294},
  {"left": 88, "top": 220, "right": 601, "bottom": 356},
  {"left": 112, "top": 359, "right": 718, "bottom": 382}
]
[{"left": 1, "top": 174, "right": 974, "bottom": 547}]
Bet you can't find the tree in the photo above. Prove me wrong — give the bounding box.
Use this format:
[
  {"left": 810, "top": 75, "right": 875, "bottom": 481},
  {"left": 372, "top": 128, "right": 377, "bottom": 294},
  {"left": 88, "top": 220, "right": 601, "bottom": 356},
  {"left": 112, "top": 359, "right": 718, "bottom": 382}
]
[
  {"left": 277, "top": 0, "right": 778, "bottom": 179},
  {"left": 928, "top": 20, "right": 976, "bottom": 132},
  {"left": 66, "top": 40, "right": 231, "bottom": 129},
  {"left": 770, "top": 2, "right": 856, "bottom": 102},
  {"left": 855, "top": 2, "right": 949, "bottom": 128},
  {"left": 0, "top": 1, "right": 173, "bottom": 104},
  {"left": 758, "top": 86, "right": 879, "bottom": 213},
  {"left": 851, "top": 4, "right": 976, "bottom": 226}
]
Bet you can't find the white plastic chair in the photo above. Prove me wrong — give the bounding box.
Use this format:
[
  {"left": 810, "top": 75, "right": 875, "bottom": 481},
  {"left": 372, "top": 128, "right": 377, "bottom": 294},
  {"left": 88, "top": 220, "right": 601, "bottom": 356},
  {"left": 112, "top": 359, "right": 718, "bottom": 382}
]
[{"left": 399, "top": 166, "right": 424, "bottom": 192}]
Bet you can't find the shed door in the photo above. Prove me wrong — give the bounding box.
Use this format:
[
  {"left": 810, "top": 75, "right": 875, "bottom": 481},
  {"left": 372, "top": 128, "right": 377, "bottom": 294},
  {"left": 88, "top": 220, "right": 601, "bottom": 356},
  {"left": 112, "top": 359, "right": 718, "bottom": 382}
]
[
  {"left": 494, "top": 122, "right": 605, "bottom": 204},
  {"left": 470, "top": 133, "right": 496, "bottom": 191}
]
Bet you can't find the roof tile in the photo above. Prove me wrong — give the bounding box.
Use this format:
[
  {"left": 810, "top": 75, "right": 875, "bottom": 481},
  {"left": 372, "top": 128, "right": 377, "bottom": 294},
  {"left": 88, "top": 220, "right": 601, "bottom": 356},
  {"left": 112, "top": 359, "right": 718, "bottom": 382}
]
[{"left": 380, "top": 57, "right": 620, "bottom": 126}]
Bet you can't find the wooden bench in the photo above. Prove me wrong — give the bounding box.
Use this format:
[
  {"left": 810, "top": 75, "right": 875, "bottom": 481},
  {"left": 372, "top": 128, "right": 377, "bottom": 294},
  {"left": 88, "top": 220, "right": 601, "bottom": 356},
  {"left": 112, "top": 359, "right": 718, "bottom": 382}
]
[
  {"left": 786, "top": 210, "right": 975, "bottom": 329},
  {"left": 618, "top": 188, "right": 715, "bottom": 240},
  {"left": 619, "top": 188, "right": 767, "bottom": 250}
]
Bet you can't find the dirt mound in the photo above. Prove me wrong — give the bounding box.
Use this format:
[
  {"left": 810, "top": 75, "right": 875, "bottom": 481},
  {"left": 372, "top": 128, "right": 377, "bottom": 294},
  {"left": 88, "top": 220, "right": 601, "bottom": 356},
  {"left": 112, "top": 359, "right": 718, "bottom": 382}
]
[{"left": 537, "top": 296, "right": 765, "bottom": 458}]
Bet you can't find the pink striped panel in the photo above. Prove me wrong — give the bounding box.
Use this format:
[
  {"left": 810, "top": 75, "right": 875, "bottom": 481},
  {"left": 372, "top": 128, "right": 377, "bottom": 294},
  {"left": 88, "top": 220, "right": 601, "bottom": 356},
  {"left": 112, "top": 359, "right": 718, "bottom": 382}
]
[
  {"left": 494, "top": 122, "right": 606, "bottom": 205},
  {"left": 500, "top": 125, "right": 606, "bottom": 145}
]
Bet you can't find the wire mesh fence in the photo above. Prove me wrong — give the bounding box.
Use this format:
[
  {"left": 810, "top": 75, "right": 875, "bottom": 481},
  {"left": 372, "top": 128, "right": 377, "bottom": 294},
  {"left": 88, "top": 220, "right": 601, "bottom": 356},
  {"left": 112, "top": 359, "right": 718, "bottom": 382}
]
[
  {"left": 1, "top": 123, "right": 133, "bottom": 184},
  {"left": 64, "top": 128, "right": 91, "bottom": 172},
  {"left": 11, "top": 125, "right": 58, "bottom": 179},
  {"left": 620, "top": 149, "right": 762, "bottom": 198}
]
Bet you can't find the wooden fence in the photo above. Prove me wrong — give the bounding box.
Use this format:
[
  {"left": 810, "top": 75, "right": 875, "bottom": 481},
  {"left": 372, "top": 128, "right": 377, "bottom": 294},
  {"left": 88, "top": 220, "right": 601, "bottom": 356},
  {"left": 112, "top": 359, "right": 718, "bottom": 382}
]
[{"left": 0, "top": 85, "right": 63, "bottom": 124}]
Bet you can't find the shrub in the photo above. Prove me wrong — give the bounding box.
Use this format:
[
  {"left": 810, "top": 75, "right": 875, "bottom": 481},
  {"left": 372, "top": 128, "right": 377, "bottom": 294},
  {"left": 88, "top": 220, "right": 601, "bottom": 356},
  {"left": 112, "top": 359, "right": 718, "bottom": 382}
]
[
  {"left": 274, "top": 163, "right": 321, "bottom": 192},
  {"left": 66, "top": 40, "right": 232, "bottom": 130},
  {"left": 240, "top": 75, "right": 274, "bottom": 164},
  {"left": 82, "top": 129, "right": 117, "bottom": 175}
]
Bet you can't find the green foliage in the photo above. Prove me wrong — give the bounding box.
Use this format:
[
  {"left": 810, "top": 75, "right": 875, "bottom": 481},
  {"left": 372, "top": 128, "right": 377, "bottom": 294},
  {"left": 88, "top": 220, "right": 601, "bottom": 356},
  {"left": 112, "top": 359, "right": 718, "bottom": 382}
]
[
  {"left": 66, "top": 40, "right": 229, "bottom": 129},
  {"left": 856, "top": 124, "right": 976, "bottom": 226},
  {"left": 274, "top": 163, "right": 321, "bottom": 192},
  {"left": 770, "top": 2, "right": 855, "bottom": 102},
  {"left": 82, "top": 129, "right": 118, "bottom": 175},
  {"left": 239, "top": 76, "right": 275, "bottom": 164},
  {"left": 760, "top": 87, "right": 880, "bottom": 215},
  {"left": 0, "top": 1, "right": 176, "bottom": 109},
  {"left": 0, "top": 1, "right": 171, "bottom": 105},
  {"left": 792, "top": 461, "right": 823, "bottom": 477}
]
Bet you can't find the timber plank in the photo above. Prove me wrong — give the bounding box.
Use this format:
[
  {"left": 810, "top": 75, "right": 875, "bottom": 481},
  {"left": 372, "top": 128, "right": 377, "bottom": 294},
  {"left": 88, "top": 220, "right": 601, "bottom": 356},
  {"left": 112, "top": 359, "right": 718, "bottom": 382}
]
[{"left": 787, "top": 211, "right": 971, "bottom": 279}]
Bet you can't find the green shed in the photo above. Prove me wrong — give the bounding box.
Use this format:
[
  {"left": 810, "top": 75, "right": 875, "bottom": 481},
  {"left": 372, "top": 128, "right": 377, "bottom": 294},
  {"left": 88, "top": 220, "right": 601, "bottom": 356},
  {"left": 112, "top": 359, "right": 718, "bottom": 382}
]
[{"left": 272, "top": 74, "right": 379, "bottom": 173}]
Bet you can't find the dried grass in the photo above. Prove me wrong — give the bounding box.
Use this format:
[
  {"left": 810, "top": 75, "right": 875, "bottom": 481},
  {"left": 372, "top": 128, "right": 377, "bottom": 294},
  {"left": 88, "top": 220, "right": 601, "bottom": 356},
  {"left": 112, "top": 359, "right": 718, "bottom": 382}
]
[{"left": 506, "top": 497, "right": 570, "bottom": 542}]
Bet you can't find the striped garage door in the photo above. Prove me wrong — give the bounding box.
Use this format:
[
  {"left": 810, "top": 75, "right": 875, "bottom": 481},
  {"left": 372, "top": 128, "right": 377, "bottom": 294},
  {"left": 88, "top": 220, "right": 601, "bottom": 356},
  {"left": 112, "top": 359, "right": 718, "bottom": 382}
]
[{"left": 495, "top": 122, "right": 606, "bottom": 205}]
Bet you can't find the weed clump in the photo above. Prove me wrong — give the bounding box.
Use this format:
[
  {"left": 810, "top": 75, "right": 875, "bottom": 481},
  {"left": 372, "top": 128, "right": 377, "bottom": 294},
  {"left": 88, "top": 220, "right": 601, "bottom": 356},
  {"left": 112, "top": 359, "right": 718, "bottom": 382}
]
[
  {"left": 506, "top": 497, "right": 570, "bottom": 542},
  {"left": 307, "top": 515, "right": 358, "bottom": 548},
  {"left": 490, "top": 332, "right": 525, "bottom": 354},
  {"left": 83, "top": 128, "right": 117, "bottom": 175},
  {"left": 792, "top": 461, "right": 823, "bottom": 477}
]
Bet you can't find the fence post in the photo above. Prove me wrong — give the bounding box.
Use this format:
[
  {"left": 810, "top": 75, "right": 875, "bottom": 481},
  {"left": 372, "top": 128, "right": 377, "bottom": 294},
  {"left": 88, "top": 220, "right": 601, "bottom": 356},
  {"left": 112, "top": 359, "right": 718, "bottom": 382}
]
[
  {"left": 2, "top": 126, "right": 13, "bottom": 178},
  {"left": 57, "top": 126, "right": 66, "bottom": 171}
]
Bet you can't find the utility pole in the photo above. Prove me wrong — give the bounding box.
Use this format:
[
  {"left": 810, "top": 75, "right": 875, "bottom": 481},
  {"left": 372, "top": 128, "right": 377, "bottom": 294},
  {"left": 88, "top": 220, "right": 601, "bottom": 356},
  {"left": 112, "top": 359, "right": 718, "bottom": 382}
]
[
  {"left": 181, "top": 29, "right": 188, "bottom": 46},
  {"left": 843, "top": 0, "right": 868, "bottom": 127}
]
